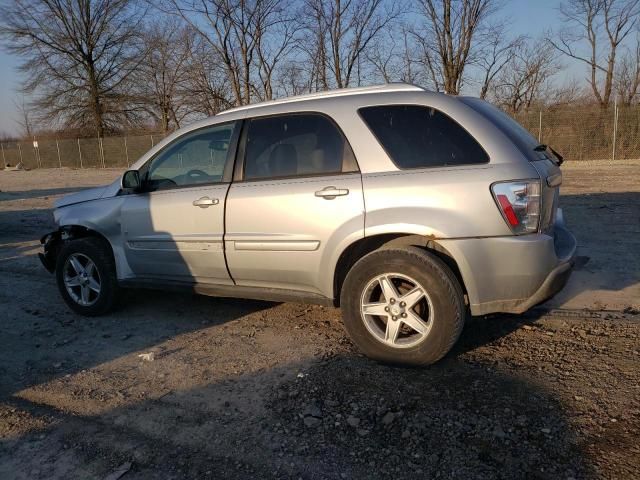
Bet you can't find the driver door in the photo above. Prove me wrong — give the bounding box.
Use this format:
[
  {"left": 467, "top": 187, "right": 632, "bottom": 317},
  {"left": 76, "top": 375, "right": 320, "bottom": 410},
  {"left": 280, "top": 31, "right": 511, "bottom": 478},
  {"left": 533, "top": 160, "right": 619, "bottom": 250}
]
[{"left": 120, "top": 121, "right": 239, "bottom": 284}]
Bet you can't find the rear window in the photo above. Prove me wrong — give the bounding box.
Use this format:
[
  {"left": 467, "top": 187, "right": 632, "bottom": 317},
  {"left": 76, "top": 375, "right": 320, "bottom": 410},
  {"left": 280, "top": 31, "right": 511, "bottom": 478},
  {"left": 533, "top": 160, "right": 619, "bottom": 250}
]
[{"left": 359, "top": 105, "right": 488, "bottom": 169}]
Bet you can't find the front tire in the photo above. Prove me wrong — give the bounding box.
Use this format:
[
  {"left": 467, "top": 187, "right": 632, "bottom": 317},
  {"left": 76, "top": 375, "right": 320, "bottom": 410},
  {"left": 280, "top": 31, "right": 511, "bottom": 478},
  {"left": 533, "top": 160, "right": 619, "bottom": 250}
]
[
  {"left": 340, "top": 247, "right": 465, "bottom": 366},
  {"left": 55, "top": 237, "right": 119, "bottom": 316}
]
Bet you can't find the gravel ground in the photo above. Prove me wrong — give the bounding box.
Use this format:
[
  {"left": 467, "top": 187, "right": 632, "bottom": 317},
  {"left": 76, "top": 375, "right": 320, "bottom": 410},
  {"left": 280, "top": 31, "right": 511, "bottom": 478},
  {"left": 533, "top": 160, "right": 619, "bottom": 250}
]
[{"left": 0, "top": 163, "right": 639, "bottom": 479}]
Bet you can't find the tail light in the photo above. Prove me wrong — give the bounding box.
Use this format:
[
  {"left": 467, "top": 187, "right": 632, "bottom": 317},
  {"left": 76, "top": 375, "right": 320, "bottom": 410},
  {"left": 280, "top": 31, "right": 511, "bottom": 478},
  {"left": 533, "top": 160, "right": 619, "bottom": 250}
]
[{"left": 491, "top": 180, "right": 541, "bottom": 234}]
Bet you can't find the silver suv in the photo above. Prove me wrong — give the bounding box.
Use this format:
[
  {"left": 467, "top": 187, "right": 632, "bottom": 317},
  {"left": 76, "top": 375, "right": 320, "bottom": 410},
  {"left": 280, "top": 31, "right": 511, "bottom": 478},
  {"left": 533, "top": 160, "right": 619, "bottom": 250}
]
[{"left": 40, "top": 84, "right": 576, "bottom": 365}]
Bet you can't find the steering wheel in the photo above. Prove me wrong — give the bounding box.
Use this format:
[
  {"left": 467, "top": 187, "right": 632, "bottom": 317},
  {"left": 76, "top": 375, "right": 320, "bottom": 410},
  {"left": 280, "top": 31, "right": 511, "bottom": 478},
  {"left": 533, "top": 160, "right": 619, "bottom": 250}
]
[{"left": 186, "top": 169, "right": 209, "bottom": 179}]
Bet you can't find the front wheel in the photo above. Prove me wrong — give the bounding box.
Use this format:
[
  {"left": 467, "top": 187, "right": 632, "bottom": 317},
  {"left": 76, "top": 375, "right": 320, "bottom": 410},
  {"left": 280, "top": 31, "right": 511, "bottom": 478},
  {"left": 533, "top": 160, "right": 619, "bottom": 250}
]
[
  {"left": 55, "top": 237, "right": 119, "bottom": 316},
  {"left": 340, "top": 247, "right": 465, "bottom": 366}
]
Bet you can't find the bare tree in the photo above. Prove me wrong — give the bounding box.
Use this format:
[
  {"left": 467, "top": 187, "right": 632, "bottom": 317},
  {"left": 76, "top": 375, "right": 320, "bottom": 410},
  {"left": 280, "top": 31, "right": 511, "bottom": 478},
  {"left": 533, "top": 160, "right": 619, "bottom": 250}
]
[
  {"left": 277, "top": 61, "right": 314, "bottom": 96},
  {"left": 0, "top": 0, "right": 147, "bottom": 137},
  {"left": 547, "top": 78, "right": 589, "bottom": 106},
  {"left": 135, "top": 22, "right": 194, "bottom": 133},
  {"left": 253, "top": 9, "right": 300, "bottom": 101},
  {"left": 182, "top": 38, "right": 234, "bottom": 117},
  {"left": 615, "top": 38, "right": 640, "bottom": 105},
  {"left": 300, "top": 0, "right": 330, "bottom": 91},
  {"left": 492, "top": 39, "right": 559, "bottom": 112},
  {"left": 367, "top": 32, "right": 400, "bottom": 83},
  {"left": 302, "top": 0, "right": 400, "bottom": 89},
  {"left": 159, "top": 0, "right": 295, "bottom": 105},
  {"left": 414, "top": 0, "right": 498, "bottom": 94},
  {"left": 14, "top": 96, "right": 35, "bottom": 139},
  {"left": 549, "top": 0, "right": 640, "bottom": 107},
  {"left": 476, "top": 25, "right": 525, "bottom": 99}
]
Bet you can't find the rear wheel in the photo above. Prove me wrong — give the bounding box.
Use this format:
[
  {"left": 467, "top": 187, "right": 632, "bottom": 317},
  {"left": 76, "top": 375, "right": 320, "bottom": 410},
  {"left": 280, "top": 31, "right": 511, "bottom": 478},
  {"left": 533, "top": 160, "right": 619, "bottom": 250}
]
[
  {"left": 340, "top": 247, "right": 465, "bottom": 365},
  {"left": 55, "top": 237, "right": 119, "bottom": 316}
]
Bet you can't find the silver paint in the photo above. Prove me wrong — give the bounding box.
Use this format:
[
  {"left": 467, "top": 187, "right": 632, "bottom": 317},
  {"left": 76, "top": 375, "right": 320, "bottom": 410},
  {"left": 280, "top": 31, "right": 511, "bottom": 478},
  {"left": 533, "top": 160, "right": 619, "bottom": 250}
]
[{"left": 49, "top": 83, "right": 576, "bottom": 315}]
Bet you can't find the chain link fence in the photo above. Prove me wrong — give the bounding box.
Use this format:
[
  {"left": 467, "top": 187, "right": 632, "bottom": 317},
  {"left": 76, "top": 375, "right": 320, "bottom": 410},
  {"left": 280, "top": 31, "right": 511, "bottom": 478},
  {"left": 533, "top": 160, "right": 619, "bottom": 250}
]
[
  {"left": 513, "top": 105, "right": 640, "bottom": 162},
  {"left": 0, "top": 133, "right": 168, "bottom": 170},
  {"left": 1, "top": 106, "right": 639, "bottom": 170}
]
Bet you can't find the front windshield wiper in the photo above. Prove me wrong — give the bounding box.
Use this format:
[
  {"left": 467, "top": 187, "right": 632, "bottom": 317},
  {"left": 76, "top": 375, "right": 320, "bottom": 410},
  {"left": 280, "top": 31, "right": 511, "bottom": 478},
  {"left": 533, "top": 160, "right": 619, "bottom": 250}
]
[{"left": 534, "top": 144, "right": 548, "bottom": 152}]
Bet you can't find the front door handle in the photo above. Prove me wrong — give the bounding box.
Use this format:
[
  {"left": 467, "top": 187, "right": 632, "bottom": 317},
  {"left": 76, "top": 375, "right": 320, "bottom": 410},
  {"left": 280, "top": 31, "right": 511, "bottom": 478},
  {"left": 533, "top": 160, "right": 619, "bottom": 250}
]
[
  {"left": 314, "top": 186, "right": 349, "bottom": 200},
  {"left": 192, "top": 196, "right": 219, "bottom": 208}
]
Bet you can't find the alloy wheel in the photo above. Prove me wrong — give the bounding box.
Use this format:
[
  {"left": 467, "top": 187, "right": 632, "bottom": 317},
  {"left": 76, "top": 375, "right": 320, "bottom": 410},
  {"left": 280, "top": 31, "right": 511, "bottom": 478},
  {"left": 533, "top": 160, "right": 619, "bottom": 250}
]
[{"left": 360, "top": 273, "right": 434, "bottom": 348}]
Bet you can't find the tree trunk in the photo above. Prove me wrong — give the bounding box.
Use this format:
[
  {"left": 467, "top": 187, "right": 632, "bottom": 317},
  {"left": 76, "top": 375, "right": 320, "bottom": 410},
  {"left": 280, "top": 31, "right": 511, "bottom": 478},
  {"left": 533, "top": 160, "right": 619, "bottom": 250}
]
[{"left": 87, "top": 63, "right": 104, "bottom": 137}]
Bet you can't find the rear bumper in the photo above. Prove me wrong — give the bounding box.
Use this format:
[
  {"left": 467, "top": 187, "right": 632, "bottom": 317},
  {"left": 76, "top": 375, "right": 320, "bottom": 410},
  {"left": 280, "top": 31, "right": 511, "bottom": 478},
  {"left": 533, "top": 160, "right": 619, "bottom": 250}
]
[{"left": 438, "top": 209, "right": 577, "bottom": 315}]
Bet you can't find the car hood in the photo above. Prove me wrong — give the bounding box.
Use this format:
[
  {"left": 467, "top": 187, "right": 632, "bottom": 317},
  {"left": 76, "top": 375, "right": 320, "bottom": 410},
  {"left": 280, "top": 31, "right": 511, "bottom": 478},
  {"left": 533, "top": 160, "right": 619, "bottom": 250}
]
[{"left": 54, "top": 178, "right": 121, "bottom": 208}]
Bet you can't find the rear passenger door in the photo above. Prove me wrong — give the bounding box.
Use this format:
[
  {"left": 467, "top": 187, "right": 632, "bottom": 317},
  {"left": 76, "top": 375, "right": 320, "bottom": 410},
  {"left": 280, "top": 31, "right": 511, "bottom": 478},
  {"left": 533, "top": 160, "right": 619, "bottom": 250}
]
[{"left": 225, "top": 112, "right": 364, "bottom": 297}]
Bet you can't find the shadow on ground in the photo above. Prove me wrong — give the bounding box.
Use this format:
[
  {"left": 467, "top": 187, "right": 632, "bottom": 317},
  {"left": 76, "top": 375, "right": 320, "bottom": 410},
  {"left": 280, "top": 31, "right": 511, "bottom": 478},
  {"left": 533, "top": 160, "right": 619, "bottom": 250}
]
[{"left": 0, "top": 314, "right": 594, "bottom": 479}]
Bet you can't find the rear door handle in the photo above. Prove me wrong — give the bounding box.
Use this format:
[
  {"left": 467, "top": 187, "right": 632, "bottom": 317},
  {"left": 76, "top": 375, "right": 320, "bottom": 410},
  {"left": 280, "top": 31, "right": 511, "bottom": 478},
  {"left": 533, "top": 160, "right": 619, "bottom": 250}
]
[
  {"left": 192, "top": 196, "right": 219, "bottom": 208},
  {"left": 315, "top": 186, "right": 349, "bottom": 200}
]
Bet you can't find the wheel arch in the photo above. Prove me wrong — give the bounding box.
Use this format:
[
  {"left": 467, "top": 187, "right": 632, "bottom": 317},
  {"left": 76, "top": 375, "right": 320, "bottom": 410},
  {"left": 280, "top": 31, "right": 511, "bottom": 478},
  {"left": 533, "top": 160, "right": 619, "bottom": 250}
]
[
  {"left": 332, "top": 233, "right": 468, "bottom": 308},
  {"left": 43, "top": 225, "right": 117, "bottom": 272}
]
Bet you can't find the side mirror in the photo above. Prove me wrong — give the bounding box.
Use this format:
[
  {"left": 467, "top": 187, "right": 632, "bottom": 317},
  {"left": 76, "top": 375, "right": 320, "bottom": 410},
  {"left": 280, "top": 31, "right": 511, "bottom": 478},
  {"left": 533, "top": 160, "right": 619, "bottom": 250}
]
[{"left": 121, "top": 170, "right": 141, "bottom": 190}]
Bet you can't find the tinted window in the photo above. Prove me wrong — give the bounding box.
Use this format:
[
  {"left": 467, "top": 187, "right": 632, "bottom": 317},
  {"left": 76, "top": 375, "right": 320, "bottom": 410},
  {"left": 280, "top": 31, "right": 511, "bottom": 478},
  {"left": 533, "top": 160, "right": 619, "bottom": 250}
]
[
  {"left": 459, "top": 97, "right": 541, "bottom": 160},
  {"left": 243, "top": 113, "right": 356, "bottom": 180},
  {"left": 146, "top": 122, "right": 235, "bottom": 190},
  {"left": 359, "top": 105, "right": 488, "bottom": 168}
]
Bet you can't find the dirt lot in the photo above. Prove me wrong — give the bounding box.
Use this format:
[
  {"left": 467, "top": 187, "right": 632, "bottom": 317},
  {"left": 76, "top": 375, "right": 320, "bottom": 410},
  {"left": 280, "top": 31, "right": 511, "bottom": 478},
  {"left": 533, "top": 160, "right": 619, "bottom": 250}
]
[{"left": 0, "top": 163, "right": 639, "bottom": 479}]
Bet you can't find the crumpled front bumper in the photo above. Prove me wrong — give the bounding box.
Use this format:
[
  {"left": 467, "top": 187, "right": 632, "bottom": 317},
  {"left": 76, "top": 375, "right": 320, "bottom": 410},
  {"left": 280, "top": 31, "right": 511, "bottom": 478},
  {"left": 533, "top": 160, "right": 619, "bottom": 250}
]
[
  {"left": 38, "top": 231, "right": 62, "bottom": 273},
  {"left": 438, "top": 209, "right": 577, "bottom": 316}
]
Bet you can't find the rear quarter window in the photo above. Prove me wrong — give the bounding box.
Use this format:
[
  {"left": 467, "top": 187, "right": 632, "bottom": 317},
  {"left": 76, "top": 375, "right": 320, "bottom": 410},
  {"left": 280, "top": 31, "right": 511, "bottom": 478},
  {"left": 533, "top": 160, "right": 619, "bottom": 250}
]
[
  {"left": 458, "top": 97, "right": 541, "bottom": 160},
  {"left": 359, "top": 105, "right": 489, "bottom": 169}
]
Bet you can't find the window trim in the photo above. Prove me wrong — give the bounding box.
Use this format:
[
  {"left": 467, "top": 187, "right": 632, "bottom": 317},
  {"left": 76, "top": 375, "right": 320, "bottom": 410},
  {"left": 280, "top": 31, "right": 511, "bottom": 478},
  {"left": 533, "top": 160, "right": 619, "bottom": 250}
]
[
  {"left": 235, "top": 111, "right": 360, "bottom": 183},
  {"left": 357, "top": 104, "right": 490, "bottom": 171},
  {"left": 136, "top": 120, "right": 242, "bottom": 193}
]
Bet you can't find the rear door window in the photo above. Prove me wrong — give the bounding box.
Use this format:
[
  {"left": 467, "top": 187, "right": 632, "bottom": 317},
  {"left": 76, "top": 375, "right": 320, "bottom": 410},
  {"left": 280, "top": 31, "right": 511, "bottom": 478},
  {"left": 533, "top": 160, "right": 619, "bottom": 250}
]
[
  {"left": 242, "top": 113, "right": 358, "bottom": 181},
  {"left": 359, "top": 105, "right": 488, "bottom": 169}
]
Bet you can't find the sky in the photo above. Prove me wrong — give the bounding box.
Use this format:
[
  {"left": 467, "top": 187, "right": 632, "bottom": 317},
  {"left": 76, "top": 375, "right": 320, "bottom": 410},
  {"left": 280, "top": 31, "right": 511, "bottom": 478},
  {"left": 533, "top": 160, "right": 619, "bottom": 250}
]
[{"left": 0, "top": 0, "right": 581, "bottom": 136}]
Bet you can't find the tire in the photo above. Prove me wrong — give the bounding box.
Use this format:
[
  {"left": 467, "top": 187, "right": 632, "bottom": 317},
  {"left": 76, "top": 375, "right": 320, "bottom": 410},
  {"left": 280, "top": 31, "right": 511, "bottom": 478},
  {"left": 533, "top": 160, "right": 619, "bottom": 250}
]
[
  {"left": 55, "top": 237, "right": 119, "bottom": 316},
  {"left": 340, "top": 246, "right": 465, "bottom": 366}
]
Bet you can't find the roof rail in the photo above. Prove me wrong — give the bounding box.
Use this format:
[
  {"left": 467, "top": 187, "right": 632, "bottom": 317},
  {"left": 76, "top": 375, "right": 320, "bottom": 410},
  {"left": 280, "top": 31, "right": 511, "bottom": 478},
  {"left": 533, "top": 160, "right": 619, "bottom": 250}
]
[{"left": 217, "top": 83, "right": 426, "bottom": 116}]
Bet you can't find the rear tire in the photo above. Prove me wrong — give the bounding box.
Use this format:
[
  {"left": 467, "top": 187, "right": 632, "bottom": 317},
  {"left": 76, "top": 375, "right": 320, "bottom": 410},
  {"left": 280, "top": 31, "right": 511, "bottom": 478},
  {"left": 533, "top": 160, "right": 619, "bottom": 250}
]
[
  {"left": 55, "top": 237, "right": 119, "bottom": 316},
  {"left": 340, "top": 246, "right": 465, "bottom": 366}
]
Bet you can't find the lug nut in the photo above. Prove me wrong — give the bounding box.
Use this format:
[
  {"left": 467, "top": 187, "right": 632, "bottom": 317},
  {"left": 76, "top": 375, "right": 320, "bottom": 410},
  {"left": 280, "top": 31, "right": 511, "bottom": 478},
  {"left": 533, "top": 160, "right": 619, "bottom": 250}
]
[
  {"left": 389, "top": 298, "right": 396, "bottom": 304},
  {"left": 400, "top": 301, "right": 406, "bottom": 307},
  {"left": 384, "top": 306, "right": 390, "bottom": 312},
  {"left": 401, "top": 312, "right": 407, "bottom": 318},
  {"left": 392, "top": 315, "right": 397, "bottom": 321}
]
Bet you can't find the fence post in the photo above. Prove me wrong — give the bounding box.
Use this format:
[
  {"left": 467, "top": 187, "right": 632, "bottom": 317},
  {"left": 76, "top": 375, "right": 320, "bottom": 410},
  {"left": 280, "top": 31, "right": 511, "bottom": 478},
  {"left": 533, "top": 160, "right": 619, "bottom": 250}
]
[
  {"left": 124, "top": 136, "right": 129, "bottom": 167},
  {"left": 612, "top": 100, "right": 618, "bottom": 162},
  {"left": 150, "top": 135, "right": 154, "bottom": 147},
  {"left": 56, "top": 139, "right": 62, "bottom": 168},
  {"left": 99, "top": 136, "right": 105, "bottom": 168},
  {"left": 538, "top": 111, "right": 542, "bottom": 142},
  {"left": 17, "top": 142, "right": 23, "bottom": 166},
  {"left": 32, "top": 138, "right": 38, "bottom": 168},
  {"left": 77, "top": 138, "right": 83, "bottom": 169},
  {"left": 0, "top": 143, "right": 6, "bottom": 169}
]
